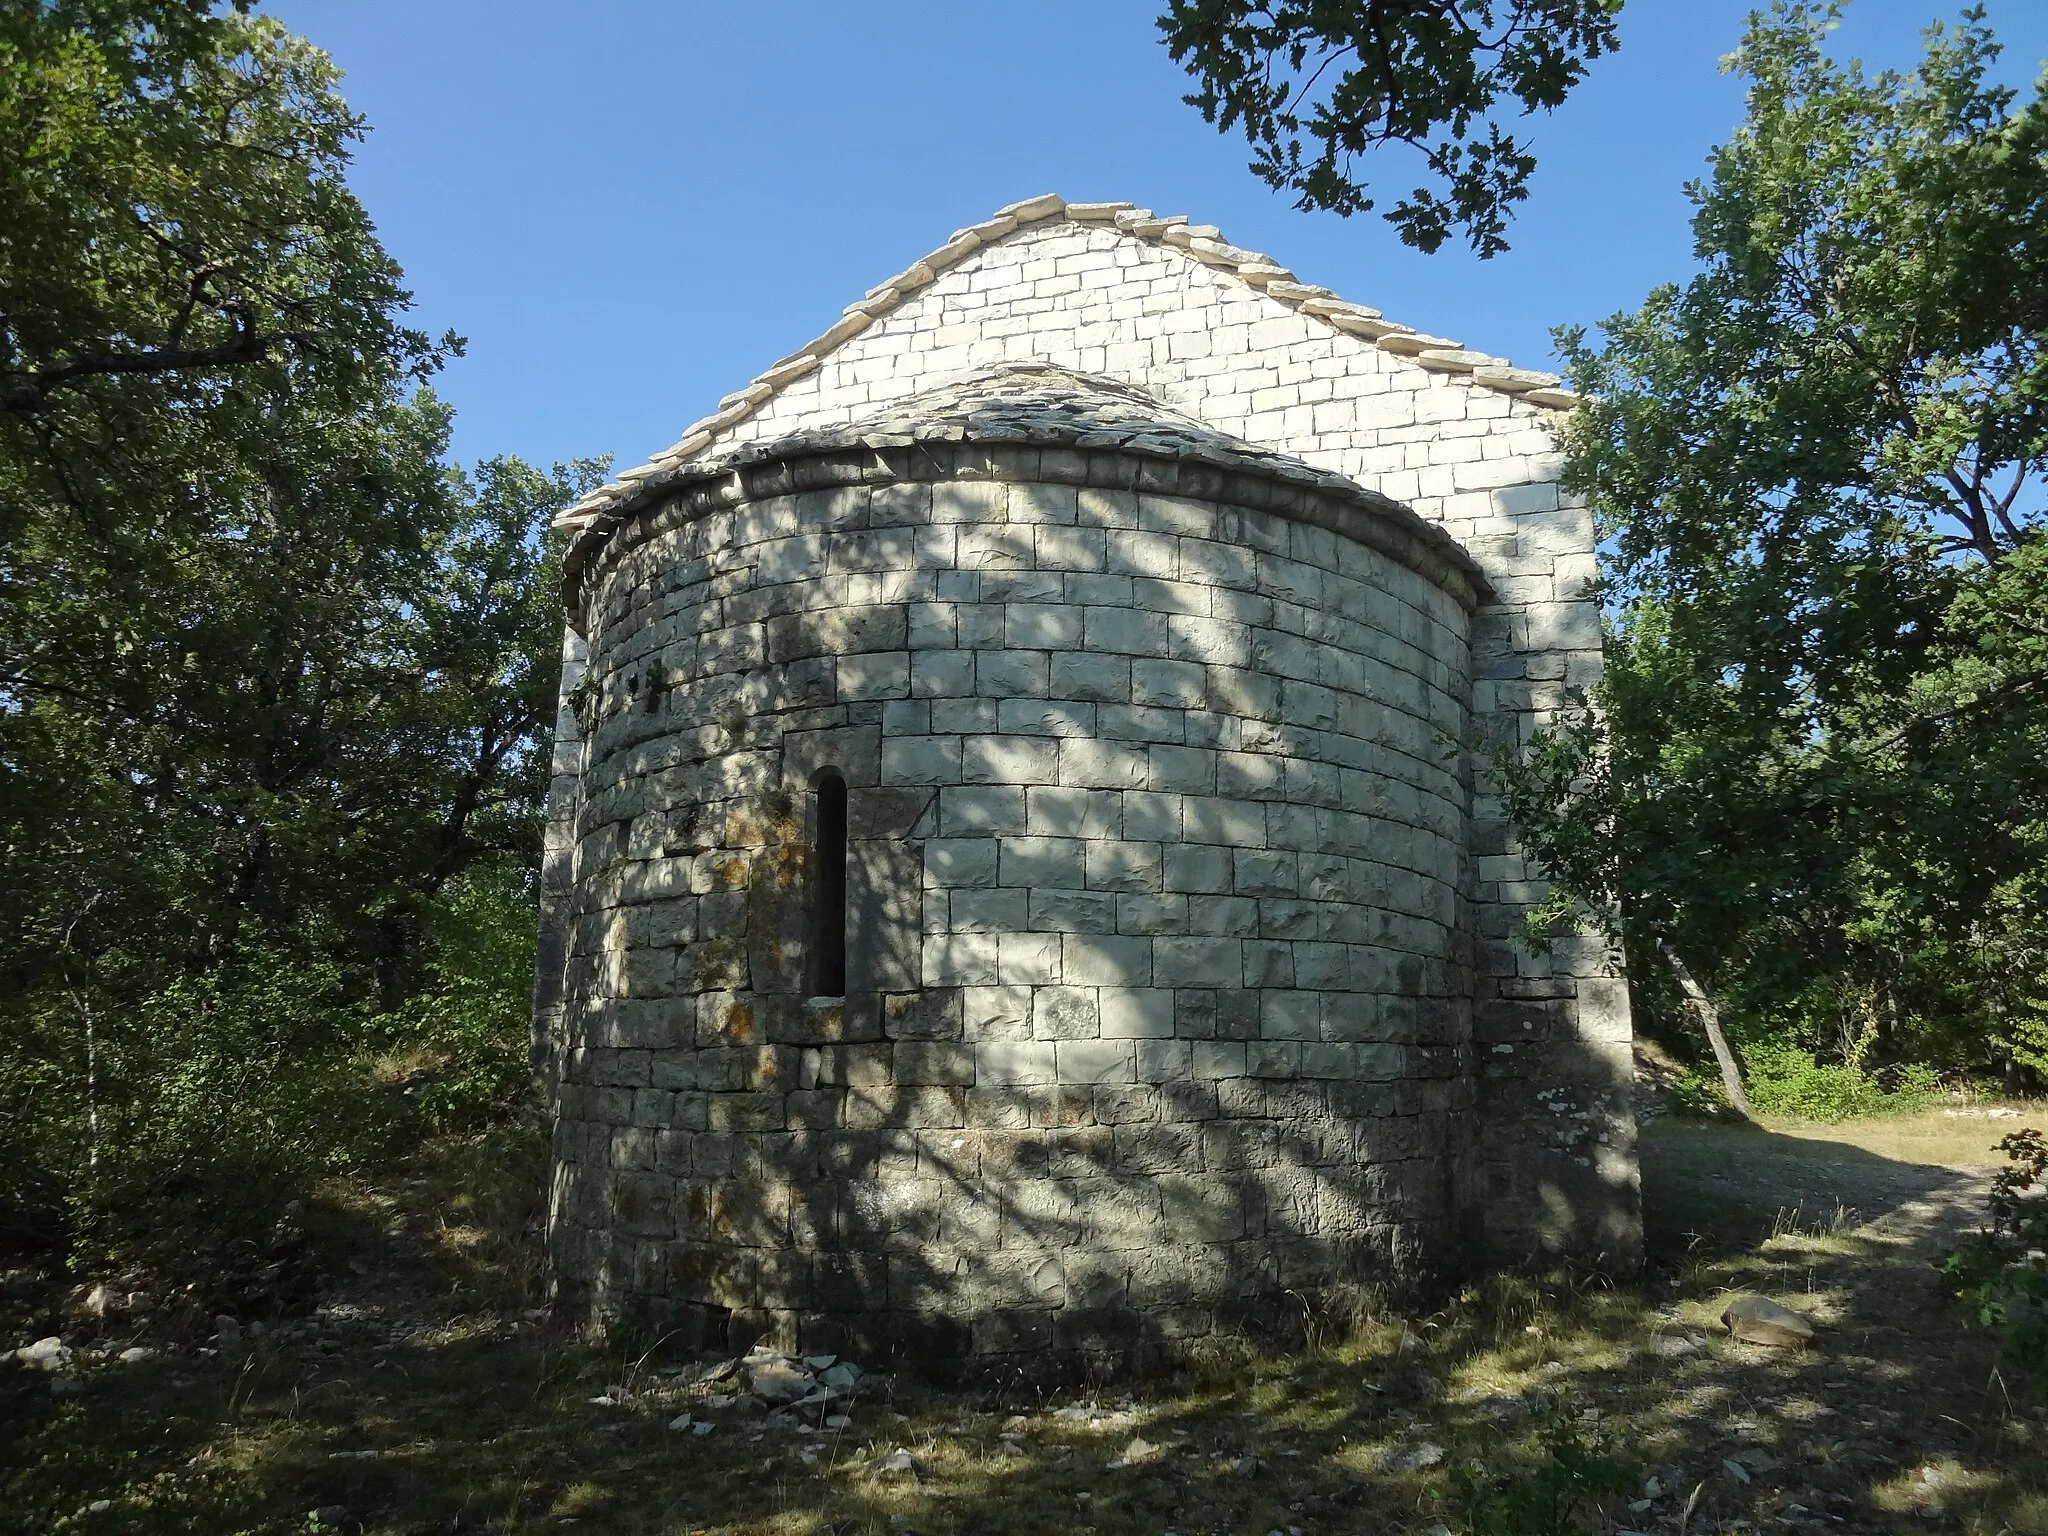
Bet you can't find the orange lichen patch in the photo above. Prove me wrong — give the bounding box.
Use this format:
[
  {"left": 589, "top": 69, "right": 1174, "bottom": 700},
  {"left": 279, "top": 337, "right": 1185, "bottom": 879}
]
[
  {"left": 754, "top": 788, "right": 805, "bottom": 847},
  {"left": 707, "top": 853, "right": 750, "bottom": 890},
  {"left": 680, "top": 1183, "right": 713, "bottom": 1234},
  {"left": 714, "top": 1000, "right": 755, "bottom": 1046},
  {"left": 610, "top": 1178, "right": 659, "bottom": 1231},
  {"left": 680, "top": 938, "right": 749, "bottom": 993},
  {"left": 750, "top": 844, "right": 811, "bottom": 891},
  {"left": 803, "top": 1000, "right": 849, "bottom": 1041},
  {"left": 723, "top": 806, "right": 773, "bottom": 848},
  {"left": 669, "top": 1229, "right": 753, "bottom": 1303}
]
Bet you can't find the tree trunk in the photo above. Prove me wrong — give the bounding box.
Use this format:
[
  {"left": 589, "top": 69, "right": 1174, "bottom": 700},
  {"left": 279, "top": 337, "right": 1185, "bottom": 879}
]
[{"left": 1660, "top": 939, "right": 1751, "bottom": 1117}]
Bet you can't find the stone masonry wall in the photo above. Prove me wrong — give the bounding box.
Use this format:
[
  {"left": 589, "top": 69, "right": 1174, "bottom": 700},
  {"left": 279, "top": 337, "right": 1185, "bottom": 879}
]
[
  {"left": 546, "top": 446, "right": 1482, "bottom": 1372},
  {"left": 581, "top": 215, "right": 1639, "bottom": 1264},
  {"left": 533, "top": 627, "right": 589, "bottom": 1079}
]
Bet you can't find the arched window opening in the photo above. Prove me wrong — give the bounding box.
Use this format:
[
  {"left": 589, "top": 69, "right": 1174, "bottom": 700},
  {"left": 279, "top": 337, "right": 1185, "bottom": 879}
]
[{"left": 810, "top": 770, "right": 847, "bottom": 998}]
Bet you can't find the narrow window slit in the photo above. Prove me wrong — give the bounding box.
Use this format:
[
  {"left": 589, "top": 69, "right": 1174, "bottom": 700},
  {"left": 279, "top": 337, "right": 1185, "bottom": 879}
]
[{"left": 810, "top": 770, "right": 847, "bottom": 998}]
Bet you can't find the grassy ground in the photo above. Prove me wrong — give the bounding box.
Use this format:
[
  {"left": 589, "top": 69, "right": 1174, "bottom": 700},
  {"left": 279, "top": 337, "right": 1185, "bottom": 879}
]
[
  {"left": 1750, "top": 1106, "right": 2047, "bottom": 1167},
  {"left": 3, "top": 1104, "right": 2043, "bottom": 1536}
]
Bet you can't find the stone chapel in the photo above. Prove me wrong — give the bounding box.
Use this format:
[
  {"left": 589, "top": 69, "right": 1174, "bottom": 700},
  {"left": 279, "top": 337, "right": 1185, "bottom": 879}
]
[{"left": 532, "top": 194, "right": 1640, "bottom": 1376}]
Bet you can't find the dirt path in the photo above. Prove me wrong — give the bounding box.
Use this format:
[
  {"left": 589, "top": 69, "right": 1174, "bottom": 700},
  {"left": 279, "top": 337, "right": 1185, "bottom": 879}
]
[
  {"left": 1641, "top": 1119, "right": 1999, "bottom": 1251},
  {"left": 1627, "top": 1116, "right": 2042, "bottom": 1535}
]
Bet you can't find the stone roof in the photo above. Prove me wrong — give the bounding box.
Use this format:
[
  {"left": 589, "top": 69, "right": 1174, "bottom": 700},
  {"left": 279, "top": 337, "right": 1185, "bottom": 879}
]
[
  {"left": 562, "top": 364, "right": 1492, "bottom": 616},
  {"left": 825, "top": 361, "right": 1273, "bottom": 451},
  {"left": 555, "top": 193, "right": 1578, "bottom": 534}
]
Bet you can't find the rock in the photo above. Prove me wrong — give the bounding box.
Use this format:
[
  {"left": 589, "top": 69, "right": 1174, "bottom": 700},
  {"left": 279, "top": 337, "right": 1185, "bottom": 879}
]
[
  {"left": 79, "top": 1282, "right": 123, "bottom": 1318},
  {"left": 874, "top": 1448, "right": 920, "bottom": 1477},
  {"left": 1723, "top": 1458, "right": 1752, "bottom": 1484},
  {"left": 668, "top": 1412, "right": 694, "bottom": 1431},
  {"left": 1377, "top": 1442, "right": 1446, "bottom": 1475},
  {"left": 1916, "top": 1461, "right": 1966, "bottom": 1494},
  {"left": 1231, "top": 1454, "right": 1260, "bottom": 1478},
  {"left": 782, "top": 1385, "right": 841, "bottom": 1423},
  {"left": 700, "top": 1393, "right": 736, "bottom": 1410},
  {"left": 117, "top": 1346, "right": 155, "bottom": 1364},
  {"left": 17, "top": 1336, "right": 69, "bottom": 1370},
  {"left": 214, "top": 1315, "right": 241, "bottom": 1347},
  {"left": 745, "top": 1358, "right": 813, "bottom": 1405},
  {"left": 1651, "top": 1335, "right": 1700, "bottom": 1359},
  {"left": 690, "top": 1420, "right": 715, "bottom": 1437},
  {"left": 1471, "top": 366, "right": 1563, "bottom": 392},
  {"left": 1108, "top": 1435, "right": 1161, "bottom": 1468},
  {"left": 1466, "top": 1393, "right": 1533, "bottom": 1418},
  {"left": 818, "top": 1361, "right": 862, "bottom": 1393},
  {"left": 803, "top": 1353, "right": 838, "bottom": 1369},
  {"left": 1721, "top": 1295, "right": 1816, "bottom": 1349},
  {"left": 824, "top": 1413, "right": 851, "bottom": 1430}
]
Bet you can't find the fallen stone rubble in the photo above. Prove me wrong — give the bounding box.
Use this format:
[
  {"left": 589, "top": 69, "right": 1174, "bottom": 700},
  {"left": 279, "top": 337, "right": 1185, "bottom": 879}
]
[
  {"left": 733, "top": 1344, "right": 867, "bottom": 1424},
  {"left": 664, "top": 1343, "right": 871, "bottom": 1431}
]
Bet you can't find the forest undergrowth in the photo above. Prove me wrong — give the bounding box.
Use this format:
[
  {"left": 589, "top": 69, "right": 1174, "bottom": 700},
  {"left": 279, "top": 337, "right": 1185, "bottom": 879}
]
[{"left": 4, "top": 1106, "right": 2044, "bottom": 1536}]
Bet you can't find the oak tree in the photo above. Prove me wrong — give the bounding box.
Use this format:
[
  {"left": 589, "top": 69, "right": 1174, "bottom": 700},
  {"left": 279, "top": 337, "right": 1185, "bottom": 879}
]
[
  {"left": 1503, "top": 2, "right": 2048, "bottom": 1089},
  {"left": 1159, "top": 0, "right": 1624, "bottom": 255}
]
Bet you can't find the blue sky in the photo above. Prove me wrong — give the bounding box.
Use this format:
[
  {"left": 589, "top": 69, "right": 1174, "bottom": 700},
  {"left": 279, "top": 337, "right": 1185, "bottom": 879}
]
[{"left": 270, "top": 1, "right": 2048, "bottom": 475}]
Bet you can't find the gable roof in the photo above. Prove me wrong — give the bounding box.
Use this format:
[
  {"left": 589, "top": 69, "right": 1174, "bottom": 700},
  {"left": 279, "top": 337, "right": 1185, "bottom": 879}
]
[{"left": 555, "top": 193, "right": 1581, "bottom": 533}]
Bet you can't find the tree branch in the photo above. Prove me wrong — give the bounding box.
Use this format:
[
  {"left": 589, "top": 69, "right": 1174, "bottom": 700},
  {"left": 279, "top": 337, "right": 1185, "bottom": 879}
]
[{"left": 1, "top": 327, "right": 322, "bottom": 415}]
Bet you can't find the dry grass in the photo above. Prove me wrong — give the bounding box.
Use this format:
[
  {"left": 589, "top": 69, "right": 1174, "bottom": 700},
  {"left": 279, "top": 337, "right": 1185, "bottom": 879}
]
[
  {"left": 1752, "top": 1102, "right": 2048, "bottom": 1168},
  {"left": 4, "top": 1106, "right": 2045, "bottom": 1535}
]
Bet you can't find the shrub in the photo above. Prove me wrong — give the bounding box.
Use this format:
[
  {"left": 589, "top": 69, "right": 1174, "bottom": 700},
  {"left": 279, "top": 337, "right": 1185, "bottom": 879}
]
[
  {"left": 1743, "top": 1042, "right": 1932, "bottom": 1121},
  {"left": 1663, "top": 1068, "right": 1732, "bottom": 1119},
  {"left": 0, "top": 859, "right": 540, "bottom": 1275},
  {"left": 1939, "top": 1129, "right": 2048, "bottom": 1374},
  {"left": 5, "top": 947, "right": 389, "bottom": 1270},
  {"left": 1445, "top": 1395, "right": 1633, "bottom": 1536},
  {"left": 377, "top": 859, "right": 538, "bottom": 1131}
]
